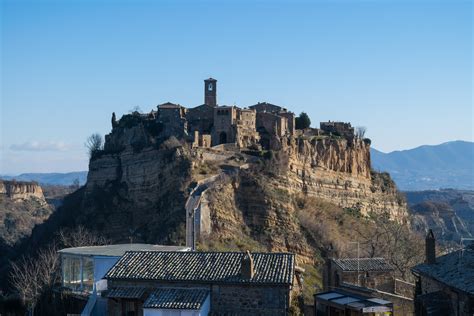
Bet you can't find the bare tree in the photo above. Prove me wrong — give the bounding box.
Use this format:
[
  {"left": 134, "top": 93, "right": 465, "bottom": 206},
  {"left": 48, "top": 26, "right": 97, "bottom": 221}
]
[
  {"left": 355, "top": 213, "right": 424, "bottom": 280},
  {"left": 85, "top": 133, "right": 103, "bottom": 159},
  {"left": 57, "top": 225, "right": 109, "bottom": 248},
  {"left": 9, "top": 245, "right": 60, "bottom": 316},
  {"left": 355, "top": 126, "right": 367, "bottom": 139}
]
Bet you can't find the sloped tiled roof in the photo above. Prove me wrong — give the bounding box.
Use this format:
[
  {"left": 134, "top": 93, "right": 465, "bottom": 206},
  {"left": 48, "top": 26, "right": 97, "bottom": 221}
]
[
  {"left": 412, "top": 247, "right": 474, "bottom": 294},
  {"left": 143, "top": 288, "right": 209, "bottom": 310},
  {"left": 106, "top": 251, "right": 295, "bottom": 285},
  {"left": 333, "top": 258, "right": 393, "bottom": 272},
  {"left": 107, "top": 287, "right": 146, "bottom": 299}
]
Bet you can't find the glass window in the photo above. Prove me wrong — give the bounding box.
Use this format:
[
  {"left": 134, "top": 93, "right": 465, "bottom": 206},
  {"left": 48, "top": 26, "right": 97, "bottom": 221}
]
[
  {"left": 62, "top": 255, "right": 95, "bottom": 292},
  {"left": 63, "top": 256, "right": 81, "bottom": 291},
  {"left": 82, "top": 257, "right": 94, "bottom": 292}
]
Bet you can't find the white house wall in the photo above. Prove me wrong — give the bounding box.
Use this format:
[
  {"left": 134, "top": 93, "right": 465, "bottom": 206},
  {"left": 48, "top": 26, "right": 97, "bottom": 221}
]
[{"left": 94, "top": 256, "right": 120, "bottom": 283}]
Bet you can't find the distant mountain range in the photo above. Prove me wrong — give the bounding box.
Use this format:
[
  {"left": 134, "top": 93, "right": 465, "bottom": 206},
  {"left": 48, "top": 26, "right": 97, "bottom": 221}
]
[
  {"left": 371, "top": 140, "right": 473, "bottom": 191},
  {"left": 0, "top": 171, "right": 88, "bottom": 186}
]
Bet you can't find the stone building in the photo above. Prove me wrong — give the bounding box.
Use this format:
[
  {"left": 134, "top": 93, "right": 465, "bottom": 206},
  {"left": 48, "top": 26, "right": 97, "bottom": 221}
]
[
  {"left": 187, "top": 79, "right": 260, "bottom": 148},
  {"left": 108, "top": 79, "right": 301, "bottom": 150},
  {"left": 212, "top": 105, "right": 238, "bottom": 145},
  {"left": 249, "top": 102, "right": 295, "bottom": 149},
  {"left": 320, "top": 121, "right": 354, "bottom": 138},
  {"left": 322, "top": 257, "right": 414, "bottom": 315},
  {"left": 323, "top": 257, "right": 395, "bottom": 292},
  {"left": 157, "top": 102, "right": 188, "bottom": 138},
  {"left": 204, "top": 77, "right": 217, "bottom": 107},
  {"left": 105, "top": 250, "right": 296, "bottom": 316},
  {"left": 411, "top": 230, "right": 474, "bottom": 315}
]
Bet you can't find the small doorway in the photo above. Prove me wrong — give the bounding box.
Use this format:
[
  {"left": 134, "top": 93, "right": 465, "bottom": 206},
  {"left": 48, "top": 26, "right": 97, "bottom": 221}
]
[{"left": 219, "top": 132, "right": 227, "bottom": 144}]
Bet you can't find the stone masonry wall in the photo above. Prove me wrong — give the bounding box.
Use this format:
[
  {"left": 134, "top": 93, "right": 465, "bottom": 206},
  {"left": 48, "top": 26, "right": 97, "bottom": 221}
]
[{"left": 107, "top": 280, "right": 291, "bottom": 315}]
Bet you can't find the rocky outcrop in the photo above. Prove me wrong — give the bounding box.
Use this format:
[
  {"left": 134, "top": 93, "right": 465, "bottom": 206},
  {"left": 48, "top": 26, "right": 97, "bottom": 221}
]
[
  {"left": 410, "top": 201, "right": 472, "bottom": 243},
  {"left": 0, "top": 181, "right": 53, "bottom": 246},
  {"left": 0, "top": 180, "right": 47, "bottom": 203},
  {"left": 282, "top": 137, "right": 407, "bottom": 222},
  {"left": 81, "top": 139, "right": 192, "bottom": 243}
]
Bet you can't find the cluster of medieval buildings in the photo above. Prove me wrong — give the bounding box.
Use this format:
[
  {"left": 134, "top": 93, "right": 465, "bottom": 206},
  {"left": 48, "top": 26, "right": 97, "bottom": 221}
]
[
  {"left": 119, "top": 78, "right": 356, "bottom": 151},
  {"left": 154, "top": 78, "right": 297, "bottom": 149}
]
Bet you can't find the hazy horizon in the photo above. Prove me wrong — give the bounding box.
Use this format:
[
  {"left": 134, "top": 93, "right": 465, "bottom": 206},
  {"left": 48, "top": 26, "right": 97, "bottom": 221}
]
[{"left": 1, "top": 0, "right": 472, "bottom": 174}]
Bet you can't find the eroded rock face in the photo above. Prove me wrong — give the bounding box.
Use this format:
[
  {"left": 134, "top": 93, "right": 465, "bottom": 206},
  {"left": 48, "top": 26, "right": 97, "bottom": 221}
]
[
  {"left": 0, "top": 180, "right": 47, "bottom": 203},
  {"left": 81, "top": 119, "right": 407, "bottom": 249},
  {"left": 410, "top": 201, "right": 472, "bottom": 243},
  {"left": 0, "top": 181, "right": 52, "bottom": 246},
  {"left": 82, "top": 144, "right": 192, "bottom": 243},
  {"left": 283, "top": 137, "right": 407, "bottom": 222}
]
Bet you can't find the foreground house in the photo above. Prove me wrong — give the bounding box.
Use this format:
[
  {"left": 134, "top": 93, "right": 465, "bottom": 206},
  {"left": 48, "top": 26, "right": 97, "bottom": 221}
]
[
  {"left": 411, "top": 230, "right": 474, "bottom": 316},
  {"left": 105, "top": 250, "right": 296, "bottom": 315},
  {"left": 58, "top": 244, "right": 190, "bottom": 315}
]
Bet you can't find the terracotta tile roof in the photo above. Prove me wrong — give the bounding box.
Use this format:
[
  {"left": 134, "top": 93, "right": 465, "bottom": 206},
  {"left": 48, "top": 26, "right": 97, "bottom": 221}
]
[
  {"left": 107, "top": 286, "right": 146, "bottom": 299},
  {"left": 412, "top": 247, "right": 474, "bottom": 294},
  {"left": 105, "top": 251, "right": 295, "bottom": 285},
  {"left": 143, "top": 288, "right": 209, "bottom": 310},
  {"left": 333, "top": 258, "right": 393, "bottom": 272}
]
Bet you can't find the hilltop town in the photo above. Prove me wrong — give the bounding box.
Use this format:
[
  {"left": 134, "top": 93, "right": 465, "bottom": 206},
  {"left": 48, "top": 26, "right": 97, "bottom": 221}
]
[
  {"left": 108, "top": 78, "right": 359, "bottom": 152},
  {"left": 1, "top": 78, "right": 472, "bottom": 316}
]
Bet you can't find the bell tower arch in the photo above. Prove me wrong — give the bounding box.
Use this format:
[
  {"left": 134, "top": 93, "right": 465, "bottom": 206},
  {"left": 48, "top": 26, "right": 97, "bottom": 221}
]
[{"left": 204, "top": 78, "right": 217, "bottom": 107}]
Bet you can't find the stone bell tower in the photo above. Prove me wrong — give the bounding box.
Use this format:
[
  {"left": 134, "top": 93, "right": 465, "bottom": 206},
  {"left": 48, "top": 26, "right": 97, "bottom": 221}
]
[{"left": 204, "top": 78, "right": 217, "bottom": 107}]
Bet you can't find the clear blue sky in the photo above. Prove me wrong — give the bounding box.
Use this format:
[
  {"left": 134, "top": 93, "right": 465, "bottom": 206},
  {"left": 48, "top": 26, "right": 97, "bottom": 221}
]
[{"left": 1, "top": 0, "right": 472, "bottom": 174}]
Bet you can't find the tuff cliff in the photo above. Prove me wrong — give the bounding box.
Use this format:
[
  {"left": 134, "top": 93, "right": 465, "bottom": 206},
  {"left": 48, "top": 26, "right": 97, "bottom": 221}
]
[
  {"left": 283, "top": 136, "right": 407, "bottom": 222},
  {"left": 77, "top": 116, "right": 407, "bottom": 244},
  {"left": 0, "top": 180, "right": 47, "bottom": 202},
  {"left": 410, "top": 201, "right": 472, "bottom": 243},
  {"left": 0, "top": 180, "right": 53, "bottom": 246},
  {"left": 81, "top": 123, "right": 192, "bottom": 242},
  {"left": 196, "top": 136, "right": 409, "bottom": 259}
]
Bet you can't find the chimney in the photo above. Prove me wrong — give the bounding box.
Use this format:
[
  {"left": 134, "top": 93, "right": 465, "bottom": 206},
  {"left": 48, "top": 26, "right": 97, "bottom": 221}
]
[
  {"left": 241, "top": 250, "right": 254, "bottom": 279},
  {"left": 425, "top": 229, "right": 436, "bottom": 264}
]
